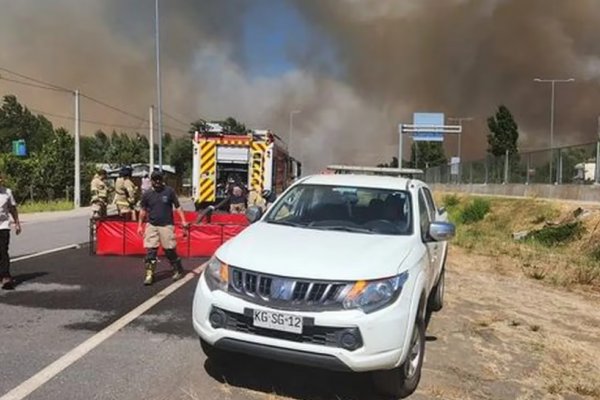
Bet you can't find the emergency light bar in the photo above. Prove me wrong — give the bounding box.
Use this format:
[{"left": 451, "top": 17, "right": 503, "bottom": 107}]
[
  {"left": 327, "top": 165, "right": 424, "bottom": 176},
  {"left": 400, "top": 124, "right": 462, "bottom": 133}
]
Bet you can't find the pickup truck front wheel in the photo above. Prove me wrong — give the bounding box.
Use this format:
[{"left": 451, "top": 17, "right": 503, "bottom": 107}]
[
  {"left": 372, "top": 317, "right": 425, "bottom": 398},
  {"left": 200, "top": 338, "right": 231, "bottom": 365},
  {"left": 428, "top": 266, "right": 445, "bottom": 312}
]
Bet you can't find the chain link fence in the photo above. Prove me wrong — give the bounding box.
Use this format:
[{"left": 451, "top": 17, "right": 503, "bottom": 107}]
[{"left": 423, "top": 142, "right": 599, "bottom": 185}]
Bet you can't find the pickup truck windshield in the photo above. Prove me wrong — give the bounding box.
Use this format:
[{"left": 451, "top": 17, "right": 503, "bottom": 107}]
[{"left": 264, "top": 184, "right": 413, "bottom": 235}]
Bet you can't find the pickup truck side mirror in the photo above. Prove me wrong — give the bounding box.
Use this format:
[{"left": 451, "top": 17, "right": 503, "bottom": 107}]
[
  {"left": 428, "top": 221, "right": 455, "bottom": 242},
  {"left": 246, "top": 206, "right": 263, "bottom": 224}
]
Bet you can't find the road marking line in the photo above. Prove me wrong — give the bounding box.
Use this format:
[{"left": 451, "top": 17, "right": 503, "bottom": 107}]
[
  {"left": 0, "top": 262, "right": 207, "bottom": 400},
  {"left": 11, "top": 244, "right": 82, "bottom": 263}
]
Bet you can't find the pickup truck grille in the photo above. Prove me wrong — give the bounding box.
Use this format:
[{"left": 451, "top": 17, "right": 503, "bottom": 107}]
[
  {"left": 228, "top": 267, "right": 350, "bottom": 311},
  {"left": 211, "top": 307, "right": 363, "bottom": 351}
]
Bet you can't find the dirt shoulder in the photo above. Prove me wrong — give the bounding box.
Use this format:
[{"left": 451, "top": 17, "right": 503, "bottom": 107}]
[
  {"left": 416, "top": 246, "right": 600, "bottom": 400},
  {"left": 191, "top": 245, "right": 600, "bottom": 400}
]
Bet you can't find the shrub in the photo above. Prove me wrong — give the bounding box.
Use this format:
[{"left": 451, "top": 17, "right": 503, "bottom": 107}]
[
  {"left": 442, "top": 194, "right": 460, "bottom": 208},
  {"left": 526, "top": 222, "right": 584, "bottom": 247},
  {"left": 459, "top": 198, "right": 491, "bottom": 224},
  {"left": 590, "top": 246, "right": 600, "bottom": 261}
]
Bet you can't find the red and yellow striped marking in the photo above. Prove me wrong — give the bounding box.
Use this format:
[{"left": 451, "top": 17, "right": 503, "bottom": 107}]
[
  {"left": 250, "top": 142, "right": 268, "bottom": 193},
  {"left": 199, "top": 141, "right": 217, "bottom": 203}
]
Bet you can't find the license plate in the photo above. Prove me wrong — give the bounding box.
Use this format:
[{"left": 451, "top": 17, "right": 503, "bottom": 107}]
[{"left": 253, "top": 309, "right": 303, "bottom": 334}]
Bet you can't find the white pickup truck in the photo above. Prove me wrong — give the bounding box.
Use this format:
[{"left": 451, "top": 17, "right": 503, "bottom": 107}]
[{"left": 192, "top": 170, "right": 455, "bottom": 398}]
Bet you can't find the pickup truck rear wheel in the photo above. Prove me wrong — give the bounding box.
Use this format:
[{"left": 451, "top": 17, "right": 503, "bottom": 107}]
[
  {"left": 428, "top": 266, "right": 445, "bottom": 312},
  {"left": 372, "top": 317, "right": 425, "bottom": 398}
]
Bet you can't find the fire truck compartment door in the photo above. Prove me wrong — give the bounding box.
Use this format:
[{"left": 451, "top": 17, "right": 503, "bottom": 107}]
[{"left": 217, "top": 146, "right": 249, "bottom": 163}]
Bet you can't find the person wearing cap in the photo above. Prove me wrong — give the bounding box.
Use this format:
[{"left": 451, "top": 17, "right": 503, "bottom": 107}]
[
  {"left": 137, "top": 171, "right": 189, "bottom": 285},
  {"left": 141, "top": 172, "right": 151, "bottom": 195},
  {"left": 229, "top": 184, "right": 247, "bottom": 214},
  {"left": 0, "top": 173, "right": 21, "bottom": 290},
  {"left": 90, "top": 169, "right": 111, "bottom": 219},
  {"left": 114, "top": 166, "right": 138, "bottom": 221}
]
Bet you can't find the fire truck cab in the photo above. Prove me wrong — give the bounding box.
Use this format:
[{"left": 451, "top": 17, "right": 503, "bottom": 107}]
[{"left": 192, "top": 125, "right": 301, "bottom": 210}]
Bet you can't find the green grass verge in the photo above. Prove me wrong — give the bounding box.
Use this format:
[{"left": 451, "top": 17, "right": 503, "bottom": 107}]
[{"left": 19, "top": 200, "right": 74, "bottom": 214}]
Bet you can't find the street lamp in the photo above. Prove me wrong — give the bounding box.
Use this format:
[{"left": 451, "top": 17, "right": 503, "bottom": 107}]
[
  {"left": 533, "top": 78, "right": 575, "bottom": 183},
  {"left": 288, "top": 110, "right": 301, "bottom": 154},
  {"left": 155, "top": 0, "right": 163, "bottom": 171}
]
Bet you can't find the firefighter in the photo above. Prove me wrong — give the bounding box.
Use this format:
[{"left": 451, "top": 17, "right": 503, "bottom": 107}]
[
  {"left": 262, "top": 189, "right": 277, "bottom": 209},
  {"left": 114, "top": 166, "right": 138, "bottom": 221},
  {"left": 137, "top": 171, "right": 189, "bottom": 285},
  {"left": 90, "top": 169, "right": 111, "bottom": 219},
  {"left": 229, "top": 184, "right": 247, "bottom": 214},
  {"left": 247, "top": 189, "right": 266, "bottom": 211}
]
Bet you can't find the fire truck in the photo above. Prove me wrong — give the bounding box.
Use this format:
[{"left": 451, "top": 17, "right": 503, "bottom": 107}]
[{"left": 192, "top": 125, "right": 302, "bottom": 210}]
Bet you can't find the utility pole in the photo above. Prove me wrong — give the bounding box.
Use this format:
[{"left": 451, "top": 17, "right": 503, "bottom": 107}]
[
  {"left": 74, "top": 90, "right": 81, "bottom": 208},
  {"left": 155, "top": 0, "right": 163, "bottom": 172},
  {"left": 288, "top": 110, "right": 301, "bottom": 155},
  {"left": 596, "top": 116, "right": 600, "bottom": 185},
  {"left": 398, "top": 124, "right": 403, "bottom": 169},
  {"left": 149, "top": 105, "right": 154, "bottom": 173},
  {"left": 533, "top": 78, "right": 574, "bottom": 184}
]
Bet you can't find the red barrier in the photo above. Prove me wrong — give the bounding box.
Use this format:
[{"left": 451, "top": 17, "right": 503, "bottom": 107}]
[
  {"left": 188, "top": 225, "right": 223, "bottom": 257},
  {"left": 222, "top": 224, "right": 247, "bottom": 243},
  {"left": 95, "top": 212, "right": 248, "bottom": 257},
  {"left": 96, "top": 221, "right": 125, "bottom": 255}
]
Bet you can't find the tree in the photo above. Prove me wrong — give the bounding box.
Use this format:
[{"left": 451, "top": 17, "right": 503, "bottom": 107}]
[
  {"left": 220, "top": 117, "right": 247, "bottom": 135},
  {"left": 35, "top": 128, "right": 75, "bottom": 200},
  {"left": 105, "top": 131, "right": 148, "bottom": 165},
  {"left": 487, "top": 105, "right": 519, "bottom": 157},
  {"left": 189, "top": 119, "right": 208, "bottom": 135},
  {"left": 377, "top": 157, "right": 399, "bottom": 168},
  {"left": 166, "top": 137, "right": 192, "bottom": 179},
  {"left": 0, "top": 95, "right": 54, "bottom": 154},
  {"left": 82, "top": 130, "right": 111, "bottom": 162},
  {"left": 410, "top": 142, "right": 446, "bottom": 169}
]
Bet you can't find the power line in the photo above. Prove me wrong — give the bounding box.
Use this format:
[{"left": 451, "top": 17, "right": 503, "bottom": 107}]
[
  {"left": 162, "top": 110, "right": 190, "bottom": 127},
  {"left": 30, "top": 106, "right": 187, "bottom": 135},
  {"left": 0, "top": 65, "right": 189, "bottom": 136},
  {"left": 0, "top": 76, "right": 70, "bottom": 93},
  {"left": 29, "top": 107, "right": 150, "bottom": 131},
  {"left": 0, "top": 66, "right": 72, "bottom": 92},
  {"left": 0, "top": 65, "right": 149, "bottom": 123},
  {"left": 80, "top": 93, "right": 147, "bottom": 123}
]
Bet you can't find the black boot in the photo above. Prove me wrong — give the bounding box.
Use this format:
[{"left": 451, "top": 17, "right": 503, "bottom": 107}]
[
  {"left": 144, "top": 261, "right": 156, "bottom": 286},
  {"left": 171, "top": 259, "right": 184, "bottom": 281}
]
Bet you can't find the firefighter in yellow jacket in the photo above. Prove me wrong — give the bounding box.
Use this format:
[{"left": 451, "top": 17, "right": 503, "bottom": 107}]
[
  {"left": 114, "top": 166, "right": 138, "bottom": 221},
  {"left": 90, "top": 169, "right": 111, "bottom": 219}
]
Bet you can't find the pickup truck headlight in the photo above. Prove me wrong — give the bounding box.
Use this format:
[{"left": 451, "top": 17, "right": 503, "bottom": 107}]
[
  {"left": 204, "top": 256, "right": 229, "bottom": 291},
  {"left": 341, "top": 271, "right": 409, "bottom": 313}
]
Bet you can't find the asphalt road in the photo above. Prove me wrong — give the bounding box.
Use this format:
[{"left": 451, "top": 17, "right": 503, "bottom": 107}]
[
  {"left": 12, "top": 210, "right": 91, "bottom": 258},
  {"left": 12, "top": 200, "right": 195, "bottom": 258},
  {"left": 0, "top": 246, "right": 399, "bottom": 400},
  {"left": 0, "top": 201, "right": 434, "bottom": 400}
]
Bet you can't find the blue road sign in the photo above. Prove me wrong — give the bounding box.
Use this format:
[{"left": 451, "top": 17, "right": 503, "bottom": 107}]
[
  {"left": 12, "top": 139, "right": 27, "bottom": 156},
  {"left": 412, "top": 112, "right": 444, "bottom": 142}
]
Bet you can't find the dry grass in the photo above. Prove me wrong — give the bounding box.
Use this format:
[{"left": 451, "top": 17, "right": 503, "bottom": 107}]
[
  {"left": 423, "top": 384, "right": 475, "bottom": 399},
  {"left": 536, "top": 336, "right": 600, "bottom": 398},
  {"left": 435, "top": 193, "right": 600, "bottom": 289}
]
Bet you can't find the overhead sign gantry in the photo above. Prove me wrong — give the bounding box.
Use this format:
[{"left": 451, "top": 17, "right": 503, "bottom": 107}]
[{"left": 398, "top": 113, "right": 462, "bottom": 168}]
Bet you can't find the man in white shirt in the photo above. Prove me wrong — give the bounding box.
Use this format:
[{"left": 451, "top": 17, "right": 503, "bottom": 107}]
[{"left": 0, "top": 175, "right": 22, "bottom": 290}]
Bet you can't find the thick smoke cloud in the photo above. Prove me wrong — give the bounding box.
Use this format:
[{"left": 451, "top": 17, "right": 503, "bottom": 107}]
[
  {"left": 0, "top": 0, "right": 390, "bottom": 172},
  {"left": 2, "top": 0, "right": 599, "bottom": 172},
  {"left": 294, "top": 0, "right": 600, "bottom": 157}
]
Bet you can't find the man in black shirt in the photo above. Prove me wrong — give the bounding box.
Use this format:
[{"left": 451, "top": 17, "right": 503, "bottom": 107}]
[{"left": 137, "top": 171, "right": 189, "bottom": 285}]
